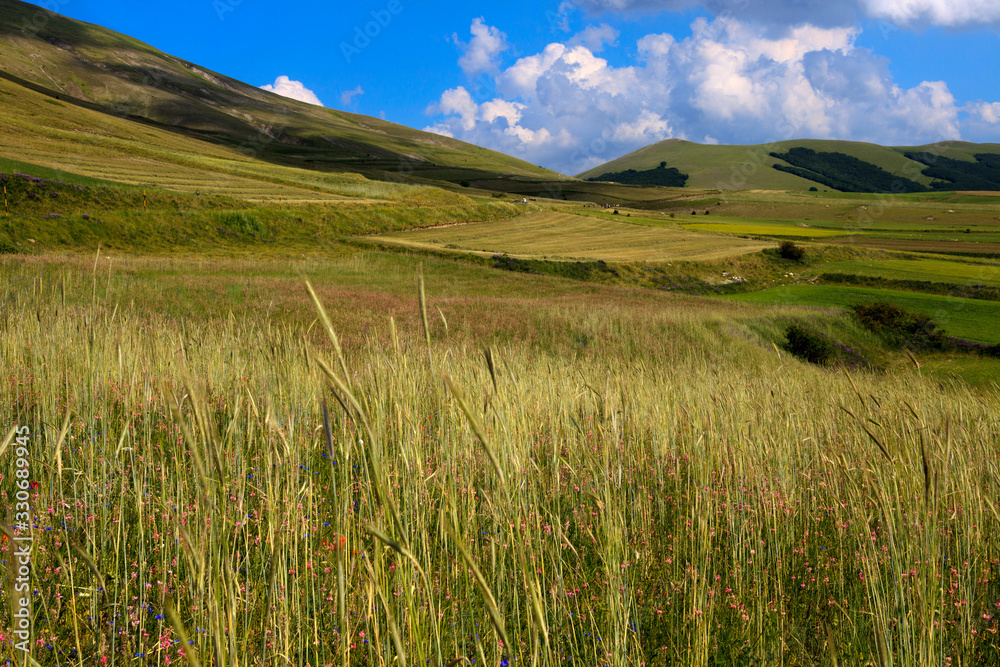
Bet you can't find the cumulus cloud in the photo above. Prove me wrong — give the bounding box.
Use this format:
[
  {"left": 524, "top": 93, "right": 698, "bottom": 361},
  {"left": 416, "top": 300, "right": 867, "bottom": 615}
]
[
  {"left": 427, "top": 87, "right": 479, "bottom": 131},
  {"left": 425, "top": 15, "right": 986, "bottom": 174},
  {"left": 572, "top": 0, "right": 861, "bottom": 29},
  {"left": 969, "top": 101, "right": 1000, "bottom": 125},
  {"left": 455, "top": 18, "right": 509, "bottom": 77},
  {"left": 568, "top": 24, "right": 620, "bottom": 52},
  {"left": 861, "top": 0, "right": 1000, "bottom": 28},
  {"left": 260, "top": 76, "right": 324, "bottom": 106},
  {"left": 340, "top": 85, "right": 364, "bottom": 107},
  {"left": 569, "top": 0, "right": 1000, "bottom": 29},
  {"left": 962, "top": 101, "right": 1000, "bottom": 138}
]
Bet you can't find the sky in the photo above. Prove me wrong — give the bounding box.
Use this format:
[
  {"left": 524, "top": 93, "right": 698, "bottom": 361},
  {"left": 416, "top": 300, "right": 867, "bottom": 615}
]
[{"left": 46, "top": 0, "right": 1000, "bottom": 175}]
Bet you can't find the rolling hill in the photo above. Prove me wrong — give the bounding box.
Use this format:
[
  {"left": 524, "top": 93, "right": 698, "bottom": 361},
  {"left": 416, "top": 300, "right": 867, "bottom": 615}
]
[
  {"left": 579, "top": 138, "right": 1000, "bottom": 192},
  {"left": 0, "top": 0, "right": 565, "bottom": 190}
]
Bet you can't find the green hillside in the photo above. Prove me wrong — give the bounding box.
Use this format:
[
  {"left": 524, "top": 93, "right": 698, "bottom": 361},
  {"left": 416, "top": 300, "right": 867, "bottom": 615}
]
[
  {"left": 0, "top": 0, "right": 564, "bottom": 188},
  {"left": 579, "top": 138, "right": 1000, "bottom": 191}
]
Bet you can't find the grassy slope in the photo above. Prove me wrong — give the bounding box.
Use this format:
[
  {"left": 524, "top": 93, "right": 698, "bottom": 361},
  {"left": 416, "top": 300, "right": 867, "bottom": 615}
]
[
  {"left": 0, "top": 74, "right": 492, "bottom": 204},
  {"left": 0, "top": 0, "right": 565, "bottom": 185},
  {"left": 579, "top": 138, "right": 1000, "bottom": 191},
  {"left": 0, "top": 156, "right": 521, "bottom": 253}
]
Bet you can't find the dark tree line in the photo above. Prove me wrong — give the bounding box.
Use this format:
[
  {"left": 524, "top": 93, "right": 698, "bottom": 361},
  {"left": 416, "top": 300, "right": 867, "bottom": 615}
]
[
  {"left": 588, "top": 162, "right": 689, "bottom": 187},
  {"left": 905, "top": 152, "right": 1000, "bottom": 191},
  {"left": 770, "top": 147, "right": 926, "bottom": 193}
]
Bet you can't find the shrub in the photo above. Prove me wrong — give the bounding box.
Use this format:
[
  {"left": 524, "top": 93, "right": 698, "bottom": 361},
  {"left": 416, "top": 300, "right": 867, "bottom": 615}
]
[
  {"left": 785, "top": 324, "right": 834, "bottom": 365},
  {"left": 851, "top": 301, "right": 947, "bottom": 351},
  {"left": 215, "top": 211, "right": 263, "bottom": 236},
  {"left": 778, "top": 240, "right": 805, "bottom": 261}
]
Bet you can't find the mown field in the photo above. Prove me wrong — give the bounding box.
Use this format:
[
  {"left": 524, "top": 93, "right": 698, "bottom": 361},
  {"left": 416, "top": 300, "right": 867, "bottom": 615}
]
[{"left": 373, "top": 211, "right": 772, "bottom": 262}]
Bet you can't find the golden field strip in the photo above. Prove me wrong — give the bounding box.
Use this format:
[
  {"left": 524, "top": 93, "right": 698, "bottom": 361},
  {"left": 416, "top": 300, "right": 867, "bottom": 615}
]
[{"left": 374, "top": 211, "right": 774, "bottom": 262}]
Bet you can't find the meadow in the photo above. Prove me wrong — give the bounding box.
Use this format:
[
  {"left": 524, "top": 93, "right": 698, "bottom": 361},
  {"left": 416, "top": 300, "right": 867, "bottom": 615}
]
[{"left": 2, "top": 249, "right": 999, "bottom": 667}]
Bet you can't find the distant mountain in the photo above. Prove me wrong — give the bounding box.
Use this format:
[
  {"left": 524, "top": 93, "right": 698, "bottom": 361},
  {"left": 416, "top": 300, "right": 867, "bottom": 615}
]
[
  {"left": 0, "top": 0, "right": 564, "bottom": 187},
  {"left": 578, "top": 139, "right": 1000, "bottom": 192}
]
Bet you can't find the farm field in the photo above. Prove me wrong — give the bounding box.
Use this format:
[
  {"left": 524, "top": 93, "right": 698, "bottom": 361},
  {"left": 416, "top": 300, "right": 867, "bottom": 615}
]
[
  {"left": 373, "top": 211, "right": 773, "bottom": 261},
  {"left": 817, "top": 258, "right": 1000, "bottom": 286},
  {"left": 680, "top": 218, "right": 853, "bottom": 238},
  {"left": 723, "top": 284, "right": 1000, "bottom": 344}
]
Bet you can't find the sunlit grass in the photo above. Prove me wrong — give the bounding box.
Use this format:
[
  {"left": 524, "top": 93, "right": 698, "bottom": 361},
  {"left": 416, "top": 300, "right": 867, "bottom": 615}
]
[
  {"left": 1, "top": 253, "right": 998, "bottom": 666},
  {"left": 724, "top": 284, "right": 1000, "bottom": 344},
  {"left": 376, "top": 211, "right": 772, "bottom": 262},
  {"left": 819, "top": 258, "right": 1000, "bottom": 286}
]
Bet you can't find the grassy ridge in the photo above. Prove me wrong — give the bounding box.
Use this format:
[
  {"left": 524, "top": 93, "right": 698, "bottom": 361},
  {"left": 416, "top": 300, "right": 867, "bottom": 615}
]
[
  {"left": 0, "top": 75, "right": 454, "bottom": 204},
  {"left": 0, "top": 0, "right": 563, "bottom": 185},
  {"left": 0, "top": 168, "right": 521, "bottom": 252},
  {"left": 579, "top": 138, "right": 1000, "bottom": 191}
]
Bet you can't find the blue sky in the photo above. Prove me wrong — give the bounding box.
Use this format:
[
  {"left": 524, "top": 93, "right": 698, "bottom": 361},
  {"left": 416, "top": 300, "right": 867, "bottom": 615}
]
[{"left": 50, "top": 0, "right": 1000, "bottom": 174}]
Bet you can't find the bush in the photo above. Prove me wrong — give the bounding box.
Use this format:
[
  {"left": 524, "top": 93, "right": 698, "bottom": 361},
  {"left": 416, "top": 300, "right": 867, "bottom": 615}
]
[
  {"left": 215, "top": 211, "right": 263, "bottom": 236},
  {"left": 785, "top": 324, "right": 834, "bottom": 365},
  {"left": 778, "top": 240, "right": 805, "bottom": 261},
  {"left": 851, "top": 301, "right": 947, "bottom": 351},
  {"left": 0, "top": 239, "right": 17, "bottom": 254}
]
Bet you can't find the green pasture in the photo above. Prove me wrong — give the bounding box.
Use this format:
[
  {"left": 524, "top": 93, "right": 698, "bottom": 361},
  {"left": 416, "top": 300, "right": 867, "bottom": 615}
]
[
  {"left": 818, "top": 258, "right": 1000, "bottom": 286},
  {"left": 724, "top": 284, "right": 1000, "bottom": 343}
]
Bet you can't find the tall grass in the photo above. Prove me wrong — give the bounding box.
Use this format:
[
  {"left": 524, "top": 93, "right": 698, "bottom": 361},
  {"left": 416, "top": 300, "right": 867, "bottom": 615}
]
[{"left": 1, "top": 256, "right": 998, "bottom": 666}]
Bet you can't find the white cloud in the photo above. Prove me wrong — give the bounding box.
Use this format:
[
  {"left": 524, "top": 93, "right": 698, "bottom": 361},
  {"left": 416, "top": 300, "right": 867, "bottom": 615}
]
[
  {"left": 260, "top": 76, "right": 324, "bottom": 107},
  {"left": 961, "top": 101, "right": 1000, "bottom": 139},
  {"left": 456, "top": 18, "right": 509, "bottom": 77},
  {"left": 427, "top": 87, "right": 479, "bottom": 131},
  {"left": 861, "top": 0, "right": 1000, "bottom": 28},
  {"left": 426, "top": 16, "right": 988, "bottom": 175},
  {"left": 568, "top": 24, "right": 620, "bottom": 52},
  {"left": 340, "top": 85, "right": 364, "bottom": 107},
  {"left": 572, "top": 0, "right": 861, "bottom": 29},
  {"left": 570, "top": 0, "right": 1000, "bottom": 29},
  {"left": 969, "top": 101, "right": 1000, "bottom": 125}
]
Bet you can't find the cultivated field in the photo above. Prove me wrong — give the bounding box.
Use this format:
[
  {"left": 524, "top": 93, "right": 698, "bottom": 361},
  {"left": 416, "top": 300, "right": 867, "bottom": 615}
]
[{"left": 374, "top": 211, "right": 773, "bottom": 262}]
